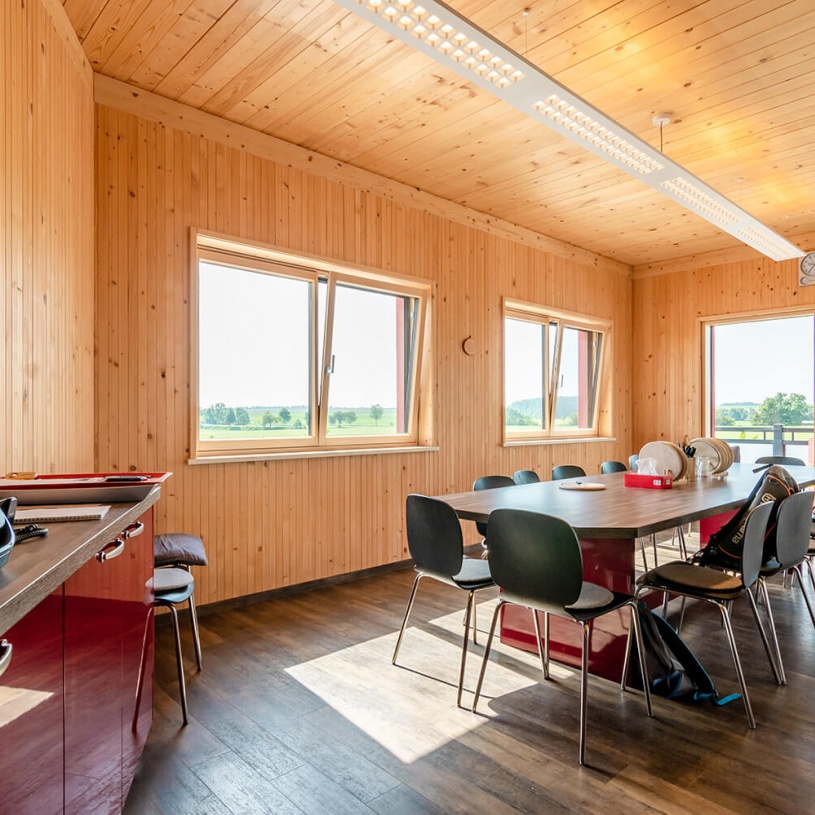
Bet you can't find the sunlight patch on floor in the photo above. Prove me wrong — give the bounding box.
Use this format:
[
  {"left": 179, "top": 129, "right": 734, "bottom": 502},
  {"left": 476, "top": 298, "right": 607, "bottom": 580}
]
[{"left": 285, "top": 602, "right": 574, "bottom": 763}]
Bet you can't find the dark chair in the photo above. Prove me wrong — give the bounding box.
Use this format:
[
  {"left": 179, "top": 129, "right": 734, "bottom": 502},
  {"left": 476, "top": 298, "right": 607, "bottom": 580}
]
[
  {"left": 755, "top": 490, "right": 815, "bottom": 684},
  {"left": 630, "top": 500, "right": 778, "bottom": 728},
  {"left": 472, "top": 509, "right": 652, "bottom": 765},
  {"left": 551, "top": 465, "right": 586, "bottom": 481},
  {"left": 513, "top": 469, "right": 540, "bottom": 485},
  {"left": 154, "top": 533, "right": 207, "bottom": 672},
  {"left": 755, "top": 455, "right": 806, "bottom": 466},
  {"left": 600, "top": 460, "right": 627, "bottom": 474},
  {"left": 393, "top": 495, "right": 495, "bottom": 707},
  {"left": 154, "top": 568, "right": 197, "bottom": 725},
  {"left": 473, "top": 475, "right": 516, "bottom": 554}
]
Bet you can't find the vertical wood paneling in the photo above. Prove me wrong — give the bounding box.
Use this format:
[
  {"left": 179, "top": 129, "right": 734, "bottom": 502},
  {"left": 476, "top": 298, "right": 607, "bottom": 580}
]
[
  {"left": 95, "top": 95, "right": 634, "bottom": 607},
  {"left": 1, "top": 0, "right": 94, "bottom": 475}
]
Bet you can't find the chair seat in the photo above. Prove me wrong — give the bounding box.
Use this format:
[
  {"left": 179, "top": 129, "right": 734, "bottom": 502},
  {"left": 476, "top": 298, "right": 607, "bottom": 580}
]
[
  {"left": 451, "top": 556, "right": 494, "bottom": 591},
  {"left": 637, "top": 561, "right": 744, "bottom": 600},
  {"left": 154, "top": 533, "right": 208, "bottom": 567},
  {"left": 759, "top": 557, "right": 783, "bottom": 577},
  {"left": 154, "top": 566, "right": 194, "bottom": 592},
  {"left": 567, "top": 582, "right": 614, "bottom": 611}
]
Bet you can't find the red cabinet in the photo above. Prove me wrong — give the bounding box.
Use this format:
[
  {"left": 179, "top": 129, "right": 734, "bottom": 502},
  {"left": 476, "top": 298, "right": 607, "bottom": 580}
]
[
  {"left": 0, "top": 590, "right": 64, "bottom": 815},
  {"left": 64, "top": 512, "right": 154, "bottom": 814}
]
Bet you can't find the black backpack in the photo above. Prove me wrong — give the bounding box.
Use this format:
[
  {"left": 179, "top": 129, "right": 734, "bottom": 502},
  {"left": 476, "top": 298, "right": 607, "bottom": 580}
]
[
  {"left": 694, "top": 464, "right": 799, "bottom": 570},
  {"left": 628, "top": 603, "right": 739, "bottom": 705}
]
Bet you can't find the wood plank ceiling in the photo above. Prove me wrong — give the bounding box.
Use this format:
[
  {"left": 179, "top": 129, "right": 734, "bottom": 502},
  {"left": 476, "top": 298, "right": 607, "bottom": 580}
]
[{"left": 63, "top": 0, "right": 815, "bottom": 267}]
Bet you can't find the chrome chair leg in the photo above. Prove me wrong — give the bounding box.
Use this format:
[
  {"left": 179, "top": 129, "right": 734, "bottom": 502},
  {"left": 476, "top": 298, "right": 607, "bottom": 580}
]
[
  {"left": 392, "top": 572, "right": 422, "bottom": 664},
  {"left": 472, "top": 596, "right": 478, "bottom": 646},
  {"left": 792, "top": 564, "right": 815, "bottom": 627},
  {"left": 629, "top": 603, "right": 653, "bottom": 716},
  {"left": 756, "top": 579, "right": 785, "bottom": 684},
  {"left": 472, "top": 601, "right": 504, "bottom": 713},
  {"left": 651, "top": 534, "right": 659, "bottom": 568},
  {"left": 578, "top": 622, "right": 590, "bottom": 766},
  {"left": 717, "top": 602, "right": 755, "bottom": 729},
  {"left": 169, "top": 604, "right": 189, "bottom": 726},
  {"left": 544, "top": 611, "right": 550, "bottom": 679},
  {"left": 532, "top": 610, "right": 547, "bottom": 680},
  {"left": 457, "top": 592, "right": 475, "bottom": 708},
  {"left": 746, "top": 582, "right": 784, "bottom": 685},
  {"left": 676, "top": 525, "right": 688, "bottom": 560},
  {"left": 188, "top": 592, "right": 203, "bottom": 672}
]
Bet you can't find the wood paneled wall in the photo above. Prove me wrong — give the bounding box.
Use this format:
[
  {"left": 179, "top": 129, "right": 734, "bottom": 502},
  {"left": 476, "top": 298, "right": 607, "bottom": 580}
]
[
  {"left": 94, "top": 86, "right": 633, "bottom": 605},
  {"left": 1, "top": 0, "right": 95, "bottom": 474},
  {"left": 632, "top": 255, "right": 815, "bottom": 450}
]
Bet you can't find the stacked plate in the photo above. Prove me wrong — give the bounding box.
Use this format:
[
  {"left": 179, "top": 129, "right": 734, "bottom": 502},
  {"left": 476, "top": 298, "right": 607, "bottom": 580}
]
[
  {"left": 689, "top": 437, "right": 733, "bottom": 475},
  {"left": 637, "top": 441, "right": 688, "bottom": 479}
]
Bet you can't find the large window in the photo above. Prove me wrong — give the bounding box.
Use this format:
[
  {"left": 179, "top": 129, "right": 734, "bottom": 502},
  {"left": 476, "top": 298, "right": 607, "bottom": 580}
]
[
  {"left": 705, "top": 312, "right": 814, "bottom": 463},
  {"left": 504, "top": 300, "right": 609, "bottom": 441},
  {"left": 193, "top": 233, "right": 431, "bottom": 459}
]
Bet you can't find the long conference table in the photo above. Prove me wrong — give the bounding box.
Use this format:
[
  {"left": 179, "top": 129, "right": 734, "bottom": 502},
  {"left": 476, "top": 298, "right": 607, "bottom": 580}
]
[{"left": 434, "top": 462, "right": 815, "bottom": 681}]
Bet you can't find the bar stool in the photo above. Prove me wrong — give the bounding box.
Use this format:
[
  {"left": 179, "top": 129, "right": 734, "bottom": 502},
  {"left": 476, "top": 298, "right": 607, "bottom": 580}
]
[{"left": 154, "top": 533, "right": 207, "bottom": 724}]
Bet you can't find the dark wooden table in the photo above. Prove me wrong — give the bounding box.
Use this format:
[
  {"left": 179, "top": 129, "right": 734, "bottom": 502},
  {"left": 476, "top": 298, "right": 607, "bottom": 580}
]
[{"left": 434, "top": 462, "right": 815, "bottom": 680}]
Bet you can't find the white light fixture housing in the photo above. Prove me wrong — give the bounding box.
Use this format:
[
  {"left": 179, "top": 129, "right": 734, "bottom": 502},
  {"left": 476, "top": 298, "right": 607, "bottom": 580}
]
[{"left": 335, "top": 0, "right": 804, "bottom": 262}]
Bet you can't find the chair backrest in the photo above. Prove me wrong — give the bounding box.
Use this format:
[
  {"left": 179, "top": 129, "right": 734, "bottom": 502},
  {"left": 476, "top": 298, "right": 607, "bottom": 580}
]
[
  {"left": 486, "top": 509, "right": 582, "bottom": 612},
  {"left": 405, "top": 495, "right": 464, "bottom": 578},
  {"left": 628, "top": 453, "right": 639, "bottom": 471},
  {"left": 513, "top": 469, "right": 540, "bottom": 485},
  {"left": 600, "top": 460, "right": 627, "bottom": 474},
  {"left": 472, "top": 475, "right": 515, "bottom": 537},
  {"left": 551, "top": 464, "right": 586, "bottom": 481},
  {"left": 740, "top": 501, "right": 774, "bottom": 588},
  {"left": 755, "top": 455, "right": 805, "bottom": 466},
  {"left": 774, "top": 490, "right": 815, "bottom": 569}
]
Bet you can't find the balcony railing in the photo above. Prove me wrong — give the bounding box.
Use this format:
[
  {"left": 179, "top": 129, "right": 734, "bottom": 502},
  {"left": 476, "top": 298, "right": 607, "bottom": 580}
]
[{"left": 713, "top": 423, "right": 811, "bottom": 458}]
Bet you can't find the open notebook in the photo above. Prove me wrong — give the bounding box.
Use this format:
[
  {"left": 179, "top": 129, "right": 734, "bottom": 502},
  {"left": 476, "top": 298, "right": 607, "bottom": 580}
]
[{"left": 14, "top": 505, "right": 110, "bottom": 523}]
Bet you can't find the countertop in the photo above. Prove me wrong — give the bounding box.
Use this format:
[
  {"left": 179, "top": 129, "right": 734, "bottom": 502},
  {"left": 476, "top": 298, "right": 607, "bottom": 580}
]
[{"left": 0, "top": 486, "right": 161, "bottom": 636}]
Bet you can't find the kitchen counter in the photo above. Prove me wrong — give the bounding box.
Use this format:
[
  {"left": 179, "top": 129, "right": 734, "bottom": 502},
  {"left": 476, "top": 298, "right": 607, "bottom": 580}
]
[{"left": 0, "top": 485, "right": 161, "bottom": 637}]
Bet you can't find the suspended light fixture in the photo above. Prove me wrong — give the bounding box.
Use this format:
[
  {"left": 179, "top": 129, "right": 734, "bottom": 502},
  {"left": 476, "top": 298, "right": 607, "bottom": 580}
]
[{"left": 334, "top": 0, "right": 804, "bottom": 262}]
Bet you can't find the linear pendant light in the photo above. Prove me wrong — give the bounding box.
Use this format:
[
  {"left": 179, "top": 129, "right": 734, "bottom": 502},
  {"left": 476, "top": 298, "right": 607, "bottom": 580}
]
[{"left": 335, "top": 0, "right": 804, "bottom": 262}]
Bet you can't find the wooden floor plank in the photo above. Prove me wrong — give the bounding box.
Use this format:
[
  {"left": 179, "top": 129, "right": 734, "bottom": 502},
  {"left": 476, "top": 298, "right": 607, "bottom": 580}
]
[{"left": 126, "top": 557, "right": 815, "bottom": 815}]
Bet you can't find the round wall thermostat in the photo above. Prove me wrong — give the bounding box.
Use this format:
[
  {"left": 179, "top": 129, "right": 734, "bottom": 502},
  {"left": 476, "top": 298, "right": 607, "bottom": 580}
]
[{"left": 462, "top": 336, "right": 477, "bottom": 356}]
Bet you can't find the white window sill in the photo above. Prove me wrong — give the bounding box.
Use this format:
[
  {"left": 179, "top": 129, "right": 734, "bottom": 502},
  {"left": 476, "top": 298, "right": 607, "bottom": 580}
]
[
  {"left": 188, "top": 446, "right": 439, "bottom": 464},
  {"left": 503, "top": 437, "right": 617, "bottom": 447}
]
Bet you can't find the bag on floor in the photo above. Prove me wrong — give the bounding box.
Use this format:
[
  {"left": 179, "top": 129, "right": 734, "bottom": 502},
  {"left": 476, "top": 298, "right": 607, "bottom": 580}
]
[
  {"left": 693, "top": 464, "right": 799, "bottom": 570},
  {"left": 628, "top": 603, "right": 738, "bottom": 705}
]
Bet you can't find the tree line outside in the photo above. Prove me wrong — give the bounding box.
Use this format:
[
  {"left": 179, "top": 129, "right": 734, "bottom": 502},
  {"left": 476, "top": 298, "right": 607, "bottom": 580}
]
[
  {"left": 199, "top": 402, "right": 393, "bottom": 438},
  {"left": 715, "top": 392, "right": 813, "bottom": 428}
]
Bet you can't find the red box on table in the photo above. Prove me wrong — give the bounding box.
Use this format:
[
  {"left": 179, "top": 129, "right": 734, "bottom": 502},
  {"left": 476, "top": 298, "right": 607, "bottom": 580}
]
[{"left": 623, "top": 472, "right": 673, "bottom": 489}]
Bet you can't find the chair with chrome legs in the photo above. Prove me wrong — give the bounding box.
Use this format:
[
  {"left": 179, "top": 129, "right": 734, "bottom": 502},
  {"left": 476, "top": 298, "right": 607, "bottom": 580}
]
[
  {"left": 632, "top": 500, "right": 779, "bottom": 729},
  {"left": 755, "top": 455, "right": 806, "bottom": 466},
  {"left": 551, "top": 464, "right": 586, "bottom": 481},
  {"left": 513, "top": 469, "right": 540, "bottom": 485},
  {"left": 473, "top": 475, "right": 515, "bottom": 556},
  {"left": 393, "top": 495, "right": 495, "bottom": 708},
  {"left": 472, "top": 509, "right": 652, "bottom": 765},
  {"left": 600, "top": 460, "right": 627, "bottom": 474},
  {"left": 754, "top": 490, "right": 815, "bottom": 685}
]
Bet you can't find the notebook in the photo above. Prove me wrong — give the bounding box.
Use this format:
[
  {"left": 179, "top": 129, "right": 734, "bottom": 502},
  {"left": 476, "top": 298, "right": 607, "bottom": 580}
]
[{"left": 14, "top": 504, "right": 111, "bottom": 523}]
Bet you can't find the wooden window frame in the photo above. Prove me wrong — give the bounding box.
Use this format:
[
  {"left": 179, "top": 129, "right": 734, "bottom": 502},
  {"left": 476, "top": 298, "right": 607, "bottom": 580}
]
[
  {"left": 190, "top": 231, "right": 433, "bottom": 461},
  {"left": 503, "top": 299, "right": 611, "bottom": 443}
]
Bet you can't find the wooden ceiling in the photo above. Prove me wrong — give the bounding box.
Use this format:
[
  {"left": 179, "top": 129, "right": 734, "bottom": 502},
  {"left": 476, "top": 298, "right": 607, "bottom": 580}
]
[{"left": 63, "top": 0, "right": 815, "bottom": 267}]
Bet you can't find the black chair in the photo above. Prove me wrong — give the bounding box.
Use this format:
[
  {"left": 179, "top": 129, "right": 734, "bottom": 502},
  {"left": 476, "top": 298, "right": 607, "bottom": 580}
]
[
  {"left": 513, "top": 469, "right": 540, "bottom": 485},
  {"left": 551, "top": 465, "right": 586, "bottom": 481},
  {"left": 473, "top": 475, "right": 516, "bottom": 554},
  {"left": 630, "top": 500, "right": 778, "bottom": 728},
  {"left": 393, "top": 495, "right": 495, "bottom": 707},
  {"left": 600, "top": 460, "right": 627, "bottom": 474},
  {"left": 472, "top": 509, "right": 652, "bottom": 765},
  {"left": 755, "top": 455, "right": 806, "bottom": 466},
  {"left": 755, "top": 490, "right": 815, "bottom": 684}
]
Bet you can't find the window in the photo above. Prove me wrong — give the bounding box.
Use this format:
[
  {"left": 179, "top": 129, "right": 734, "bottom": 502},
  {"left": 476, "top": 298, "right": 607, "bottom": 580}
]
[
  {"left": 503, "top": 300, "right": 609, "bottom": 441},
  {"left": 192, "top": 232, "right": 431, "bottom": 459},
  {"left": 704, "top": 312, "right": 814, "bottom": 463}
]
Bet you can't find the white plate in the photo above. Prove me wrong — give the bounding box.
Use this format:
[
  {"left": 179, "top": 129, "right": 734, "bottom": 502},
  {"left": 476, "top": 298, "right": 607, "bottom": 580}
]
[
  {"left": 638, "top": 441, "right": 686, "bottom": 479},
  {"left": 558, "top": 482, "right": 606, "bottom": 491}
]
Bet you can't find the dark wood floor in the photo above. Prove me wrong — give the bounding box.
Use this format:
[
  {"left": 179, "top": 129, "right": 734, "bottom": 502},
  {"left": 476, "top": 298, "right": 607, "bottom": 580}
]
[{"left": 125, "top": 544, "right": 815, "bottom": 814}]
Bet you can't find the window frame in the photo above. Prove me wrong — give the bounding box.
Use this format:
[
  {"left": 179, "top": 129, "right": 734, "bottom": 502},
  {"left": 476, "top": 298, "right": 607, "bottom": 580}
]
[
  {"left": 191, "top": 231, "right": 433, "bottom": 461},
  {"left": 503, "top": 299, "right": 611, "bottom": 443}
]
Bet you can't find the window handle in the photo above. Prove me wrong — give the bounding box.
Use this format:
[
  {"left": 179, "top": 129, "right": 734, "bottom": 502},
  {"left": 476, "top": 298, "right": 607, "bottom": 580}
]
[{"left": 325, "top": 355, "right": 336, "bottom": 376}]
